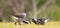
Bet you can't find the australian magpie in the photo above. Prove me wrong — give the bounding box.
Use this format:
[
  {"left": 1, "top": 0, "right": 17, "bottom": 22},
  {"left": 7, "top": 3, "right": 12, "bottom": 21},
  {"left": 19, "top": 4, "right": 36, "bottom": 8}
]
[{"left": 31, "top": 18, "right": 49, "bottom": 25}]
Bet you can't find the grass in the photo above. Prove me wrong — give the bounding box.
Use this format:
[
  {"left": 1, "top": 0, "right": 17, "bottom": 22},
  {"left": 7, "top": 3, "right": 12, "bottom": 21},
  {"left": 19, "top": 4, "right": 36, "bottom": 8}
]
[{"left": 0, "top": 21, "right": 60, "bottom": 28}]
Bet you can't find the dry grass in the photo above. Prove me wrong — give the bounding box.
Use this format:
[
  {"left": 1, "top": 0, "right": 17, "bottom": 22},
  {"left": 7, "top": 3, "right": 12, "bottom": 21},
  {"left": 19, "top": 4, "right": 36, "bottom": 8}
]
[{"left": 0, "top": 21, "right": 60, "bottom": 28}]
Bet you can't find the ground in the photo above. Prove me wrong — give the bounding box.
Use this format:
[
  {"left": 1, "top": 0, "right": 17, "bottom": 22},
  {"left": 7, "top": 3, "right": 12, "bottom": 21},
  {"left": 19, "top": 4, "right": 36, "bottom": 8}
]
[{"left": 0, "top": 21, "right": 60, "bottom": 28}]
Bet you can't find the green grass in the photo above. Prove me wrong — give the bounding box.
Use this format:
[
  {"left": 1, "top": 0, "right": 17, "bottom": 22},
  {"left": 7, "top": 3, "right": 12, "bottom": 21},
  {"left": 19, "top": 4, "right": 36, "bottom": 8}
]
[{"left": 0, "top": 21, "right": 60, "bottom": 28}]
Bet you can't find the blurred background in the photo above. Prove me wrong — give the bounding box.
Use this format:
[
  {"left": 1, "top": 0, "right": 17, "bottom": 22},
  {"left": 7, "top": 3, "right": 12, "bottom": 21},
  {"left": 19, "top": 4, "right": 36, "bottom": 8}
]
[{"left": 0, "top": 0, "right": 60, "bottom": 22}]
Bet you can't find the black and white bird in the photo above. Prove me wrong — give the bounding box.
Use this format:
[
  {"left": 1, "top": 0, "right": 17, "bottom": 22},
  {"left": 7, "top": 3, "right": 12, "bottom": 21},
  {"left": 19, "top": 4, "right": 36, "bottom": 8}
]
[
  {"left": 31, "top": 17, "right": 49, "bottom": 25},
  {"left": 11, "top": 13, "right": 27, "bottom": 25}
]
